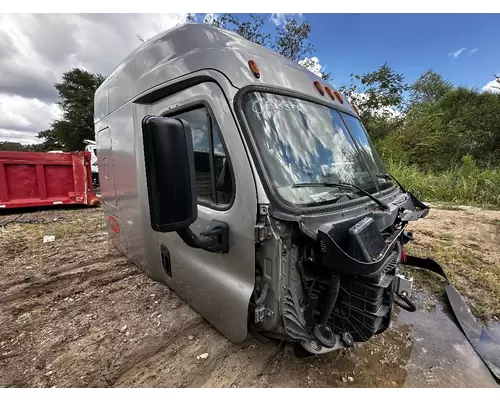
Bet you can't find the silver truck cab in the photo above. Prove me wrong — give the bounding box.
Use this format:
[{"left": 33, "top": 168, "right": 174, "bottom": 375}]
[{"left": 94, "top": 23, "right": 427, "bottom": 355}]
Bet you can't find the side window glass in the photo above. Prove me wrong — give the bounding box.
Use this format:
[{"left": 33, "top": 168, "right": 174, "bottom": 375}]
[{"left": 174, "top": 107, "right": 233, "bottom": 206}]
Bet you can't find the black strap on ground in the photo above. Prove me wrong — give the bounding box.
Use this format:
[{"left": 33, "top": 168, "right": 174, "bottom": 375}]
[{"left": 401, "top": 255, "right": 500, "bottom": 380}]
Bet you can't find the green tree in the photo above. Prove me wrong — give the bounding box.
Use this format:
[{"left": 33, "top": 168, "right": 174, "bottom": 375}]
[
  {"left": 409, "top": 69, "right": 453, "bottom": 105},
  {"left": 395, "top": 102, "right": 446, "bottom": 168},
  {"left": 272, "top": 17, "right": 330, "bottom": 81},
  {"left": 437, "top": 87, "right": 500, "bottom": 167},
  {"left": 37, "top": 68, "right": 106, "bottom": 151},
  {"left": 0, "top": 141, "right": 52, "bottom": 152},
  {"left": 341, "top": 63, "right": 408, "bottom": 116},
  {"left": 272, "top": 17, "right": 314, "bottom": 62},
  {"left": 0, "top": 141, "right": 32, "bottom": 151},
  {"left": 381, "top": 85, "right": 500, "bottom": 171},
  {"left": 340, "top": 63, "right": 407, "bottom": 143}
]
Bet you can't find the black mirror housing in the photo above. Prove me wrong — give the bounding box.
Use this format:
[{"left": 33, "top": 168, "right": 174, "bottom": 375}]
[{"left": 142, "top": 115, "right": 198, "bottom": 232}]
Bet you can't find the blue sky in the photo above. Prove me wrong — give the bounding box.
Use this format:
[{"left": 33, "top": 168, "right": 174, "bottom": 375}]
[{"left": 206, "top": 13, "right": 500, "bottom": 91}]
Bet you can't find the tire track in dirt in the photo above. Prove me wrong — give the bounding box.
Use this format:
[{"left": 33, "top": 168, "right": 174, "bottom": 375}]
[
  {"left": 112, "top": 320, "right": 285, "bottom": 388},
  {"left": 0, "top": 259, "right": 136, "bottom": 304},
  {"left": 108, "top": 319, "right": 209, "bottom": 386}
]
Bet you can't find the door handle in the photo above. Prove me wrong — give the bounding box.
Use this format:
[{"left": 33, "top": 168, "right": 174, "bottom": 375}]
[
  {"left": 199, "top": 220, "right": 229, "bottom": 253},
  {"left": 176, "top": 220, "right": 229, "bottom": 253}
]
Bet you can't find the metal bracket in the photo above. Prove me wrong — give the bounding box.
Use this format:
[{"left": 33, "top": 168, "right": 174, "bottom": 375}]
[
  {"left": 254, "top": 304, "right": 273, "bottom": 323},
  {"left": 395, "top": 272, "right": 413, "bottom": 298},
  {"left": 254, "top": 223, "right": 272, "bottom": 243}
]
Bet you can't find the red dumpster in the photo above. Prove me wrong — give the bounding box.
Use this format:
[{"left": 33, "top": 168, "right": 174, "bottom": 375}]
[{"left": 0, "top": 150, "right": 100, "bottom": 210}]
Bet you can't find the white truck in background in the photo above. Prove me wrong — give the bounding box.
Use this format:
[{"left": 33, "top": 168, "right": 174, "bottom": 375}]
[{"left": 83, "top": 139, "right": 99, "bottom": 187}]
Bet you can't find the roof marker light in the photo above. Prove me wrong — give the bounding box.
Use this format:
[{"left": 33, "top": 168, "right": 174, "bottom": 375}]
[
  {"left": 333, "top": 90, "right": 344, "bottom": 104},
  {"left": 314, "top": 81, "right": 325, "bottom": 96},
  {"left": 325, "top": 86, "right": 336, "bottom": 101},
  {"left": 248, "top": 60, "right": 260, "bottom": 78}
]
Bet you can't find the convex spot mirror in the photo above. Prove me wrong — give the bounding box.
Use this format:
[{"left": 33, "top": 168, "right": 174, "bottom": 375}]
[{"left": 142, "top": 115, "right": 197, "bottom": 232}]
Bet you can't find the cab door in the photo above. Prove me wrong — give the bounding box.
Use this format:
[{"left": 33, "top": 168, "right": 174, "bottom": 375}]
[{"left": 147, "top": 82, "right": 257, "bottom": 342}]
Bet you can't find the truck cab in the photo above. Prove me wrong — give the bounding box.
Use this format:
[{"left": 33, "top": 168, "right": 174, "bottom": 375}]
[
  {"left": 83, "top": 139, "right": 99, "bottom": 187},
  {"left": 94, "top": 23, "right": 427, "bottom": 355}
]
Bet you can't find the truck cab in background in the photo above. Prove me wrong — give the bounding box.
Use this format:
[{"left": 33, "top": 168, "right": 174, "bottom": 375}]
[{"left": 83, "top": 139, "right": 99, "bottom": 188}]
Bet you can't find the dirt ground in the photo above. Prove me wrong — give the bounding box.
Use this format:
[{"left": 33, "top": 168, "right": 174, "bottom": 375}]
[{"left": 0, "top": 204, "right": 499, "bottom": 388}]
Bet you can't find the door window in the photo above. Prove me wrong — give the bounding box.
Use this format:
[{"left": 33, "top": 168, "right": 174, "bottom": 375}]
[{"left": 173, "top": 107, "right": 234, "bottom": 207}]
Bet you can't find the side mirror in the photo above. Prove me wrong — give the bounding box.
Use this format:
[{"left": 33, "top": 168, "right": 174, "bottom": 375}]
[
  {"left": 142, "top": 115, "right": 229, "bottom": 253},
  {"left": 142, "top": 116, "right": 198, "bottom": 232}
]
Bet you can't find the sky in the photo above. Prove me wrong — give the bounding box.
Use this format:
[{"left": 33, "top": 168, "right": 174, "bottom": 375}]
[
  {"left": 0, "top": 13, "right": 499, "bottom": 145},
  {"left": 303, "top": 13, "right": 500, "bottom": 92}
]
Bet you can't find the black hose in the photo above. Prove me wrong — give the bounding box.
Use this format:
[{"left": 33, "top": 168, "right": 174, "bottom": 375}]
[
  {"left": 394, "top": 292, "right": 417, "bottom": 312},
  {"left": 319, "top": 274, "right": 341, "bottom": 324}
]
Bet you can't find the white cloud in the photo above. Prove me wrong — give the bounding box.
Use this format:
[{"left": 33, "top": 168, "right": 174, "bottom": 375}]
[
  {"left": 469, "top": 48, "right": 479, "bottom": 55},
  {"left": 448, "top": 47, "right": 467, "bottom": 58},
  {"left": 0, "top": 129, "right": 45, "bottom": 145},
  {"left": 270, "top": 13, "right": 302, "bottom": 26},
  {"left": 0, "top": 13, "right": 189, "bottom": 144},
  {"left": 482, "top": 76, "right": 500, "bottom": 94},
  {"left": 0, "top": 94, "right": 61, "bottom": 133},
  {"left": 298, "top": 57, "right": 324, "bottom": 78}
]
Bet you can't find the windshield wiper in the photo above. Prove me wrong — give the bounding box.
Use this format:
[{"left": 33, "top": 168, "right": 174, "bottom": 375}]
[
  {"left": 290, "top": 182, "right": 354, "bottom": 204},
  {"left": 293, "top": 181, "right": 390, "bottom": 210},
  {"left": 377, "top": 173, "right": 407, "bottom": 193}
]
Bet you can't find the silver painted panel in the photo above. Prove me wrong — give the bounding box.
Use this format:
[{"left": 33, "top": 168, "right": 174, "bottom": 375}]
[
  {"left": 95, "top": 23, "right": 357, "bottom": 124},
  {"left": 95, "top": 127, "right": 117, "bottom": 208},
  {"left": 146, "top": 82, "right": 258, "bottom": 342}
]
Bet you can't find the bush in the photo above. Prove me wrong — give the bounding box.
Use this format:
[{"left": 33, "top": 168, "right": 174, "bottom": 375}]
[{"left": 386, "top": 156, "right": 500, "bottom": 208}]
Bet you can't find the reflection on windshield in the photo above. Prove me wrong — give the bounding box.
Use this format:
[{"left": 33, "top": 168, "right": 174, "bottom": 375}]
[
  {"left": 340, "top": 113, "right": 392, "bottom": 190},
  {"left": 241, "top": 92, "right": 391, "bottom": 206}
]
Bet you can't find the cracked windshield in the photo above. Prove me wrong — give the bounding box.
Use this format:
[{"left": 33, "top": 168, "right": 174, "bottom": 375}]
[{"left": 242, "top": 92, "right": 391, "bottom": 206}]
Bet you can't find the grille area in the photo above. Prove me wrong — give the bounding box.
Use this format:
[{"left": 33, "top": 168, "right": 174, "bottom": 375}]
[{"left": 309, "top": 251, "right": 398, "bottom": 342}]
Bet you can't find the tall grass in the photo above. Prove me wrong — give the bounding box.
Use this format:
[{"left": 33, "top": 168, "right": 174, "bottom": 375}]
[{"left": 386, "top": 156, "right": 500, "bottom": 209}]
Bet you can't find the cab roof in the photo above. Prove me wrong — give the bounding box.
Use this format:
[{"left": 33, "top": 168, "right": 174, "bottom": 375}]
[{"left": 94, "top": 23, "right": 357, "bottom": 122}]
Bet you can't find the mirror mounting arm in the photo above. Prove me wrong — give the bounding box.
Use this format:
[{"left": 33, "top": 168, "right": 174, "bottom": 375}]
[{"left": 176, "top": 220, "right": 229, "bottom": 253}]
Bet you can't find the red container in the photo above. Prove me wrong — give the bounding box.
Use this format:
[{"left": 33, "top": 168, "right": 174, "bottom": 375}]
[{"left": 0, "top": 150, "right": 100, "bottom": 210}]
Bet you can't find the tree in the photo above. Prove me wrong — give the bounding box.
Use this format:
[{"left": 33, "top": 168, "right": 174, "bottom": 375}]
[
  {"left": 0, "top": 141, "right": 49, "bottom": 152},
  {"left": 0, "top": 141, "right": 32, "bottom": 151},
  {"left": 341, "top": 63, "right": 408, "bottom": 116},
  {"left": 436, "top": 87, "right": 500, "bottom": 167},
  {"left": 409, "top": 70, "right": 453, "bottom": 105},
  {"left": 272, "top": 17, "right": 314, "bottom": 62},
  {"left": 339, "top": 63, "right": 407, "bottom": 143},
  {"left": 37, "top": 68, "right": 106, "bottom": 151}
]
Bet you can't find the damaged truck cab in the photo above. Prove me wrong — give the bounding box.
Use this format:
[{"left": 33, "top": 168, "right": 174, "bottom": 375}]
[{"left": 94, "top": 23, "right": 428, "bottom": 355}]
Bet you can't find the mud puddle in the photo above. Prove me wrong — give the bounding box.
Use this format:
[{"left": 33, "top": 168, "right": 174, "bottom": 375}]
[{"left": 393, "top": 293, "right": 500, "bottom": 388}]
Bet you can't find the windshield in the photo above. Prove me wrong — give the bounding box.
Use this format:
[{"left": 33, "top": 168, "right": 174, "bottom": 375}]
[{"left": 241, "top": 92, "right": 393, "bottom": 207}]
